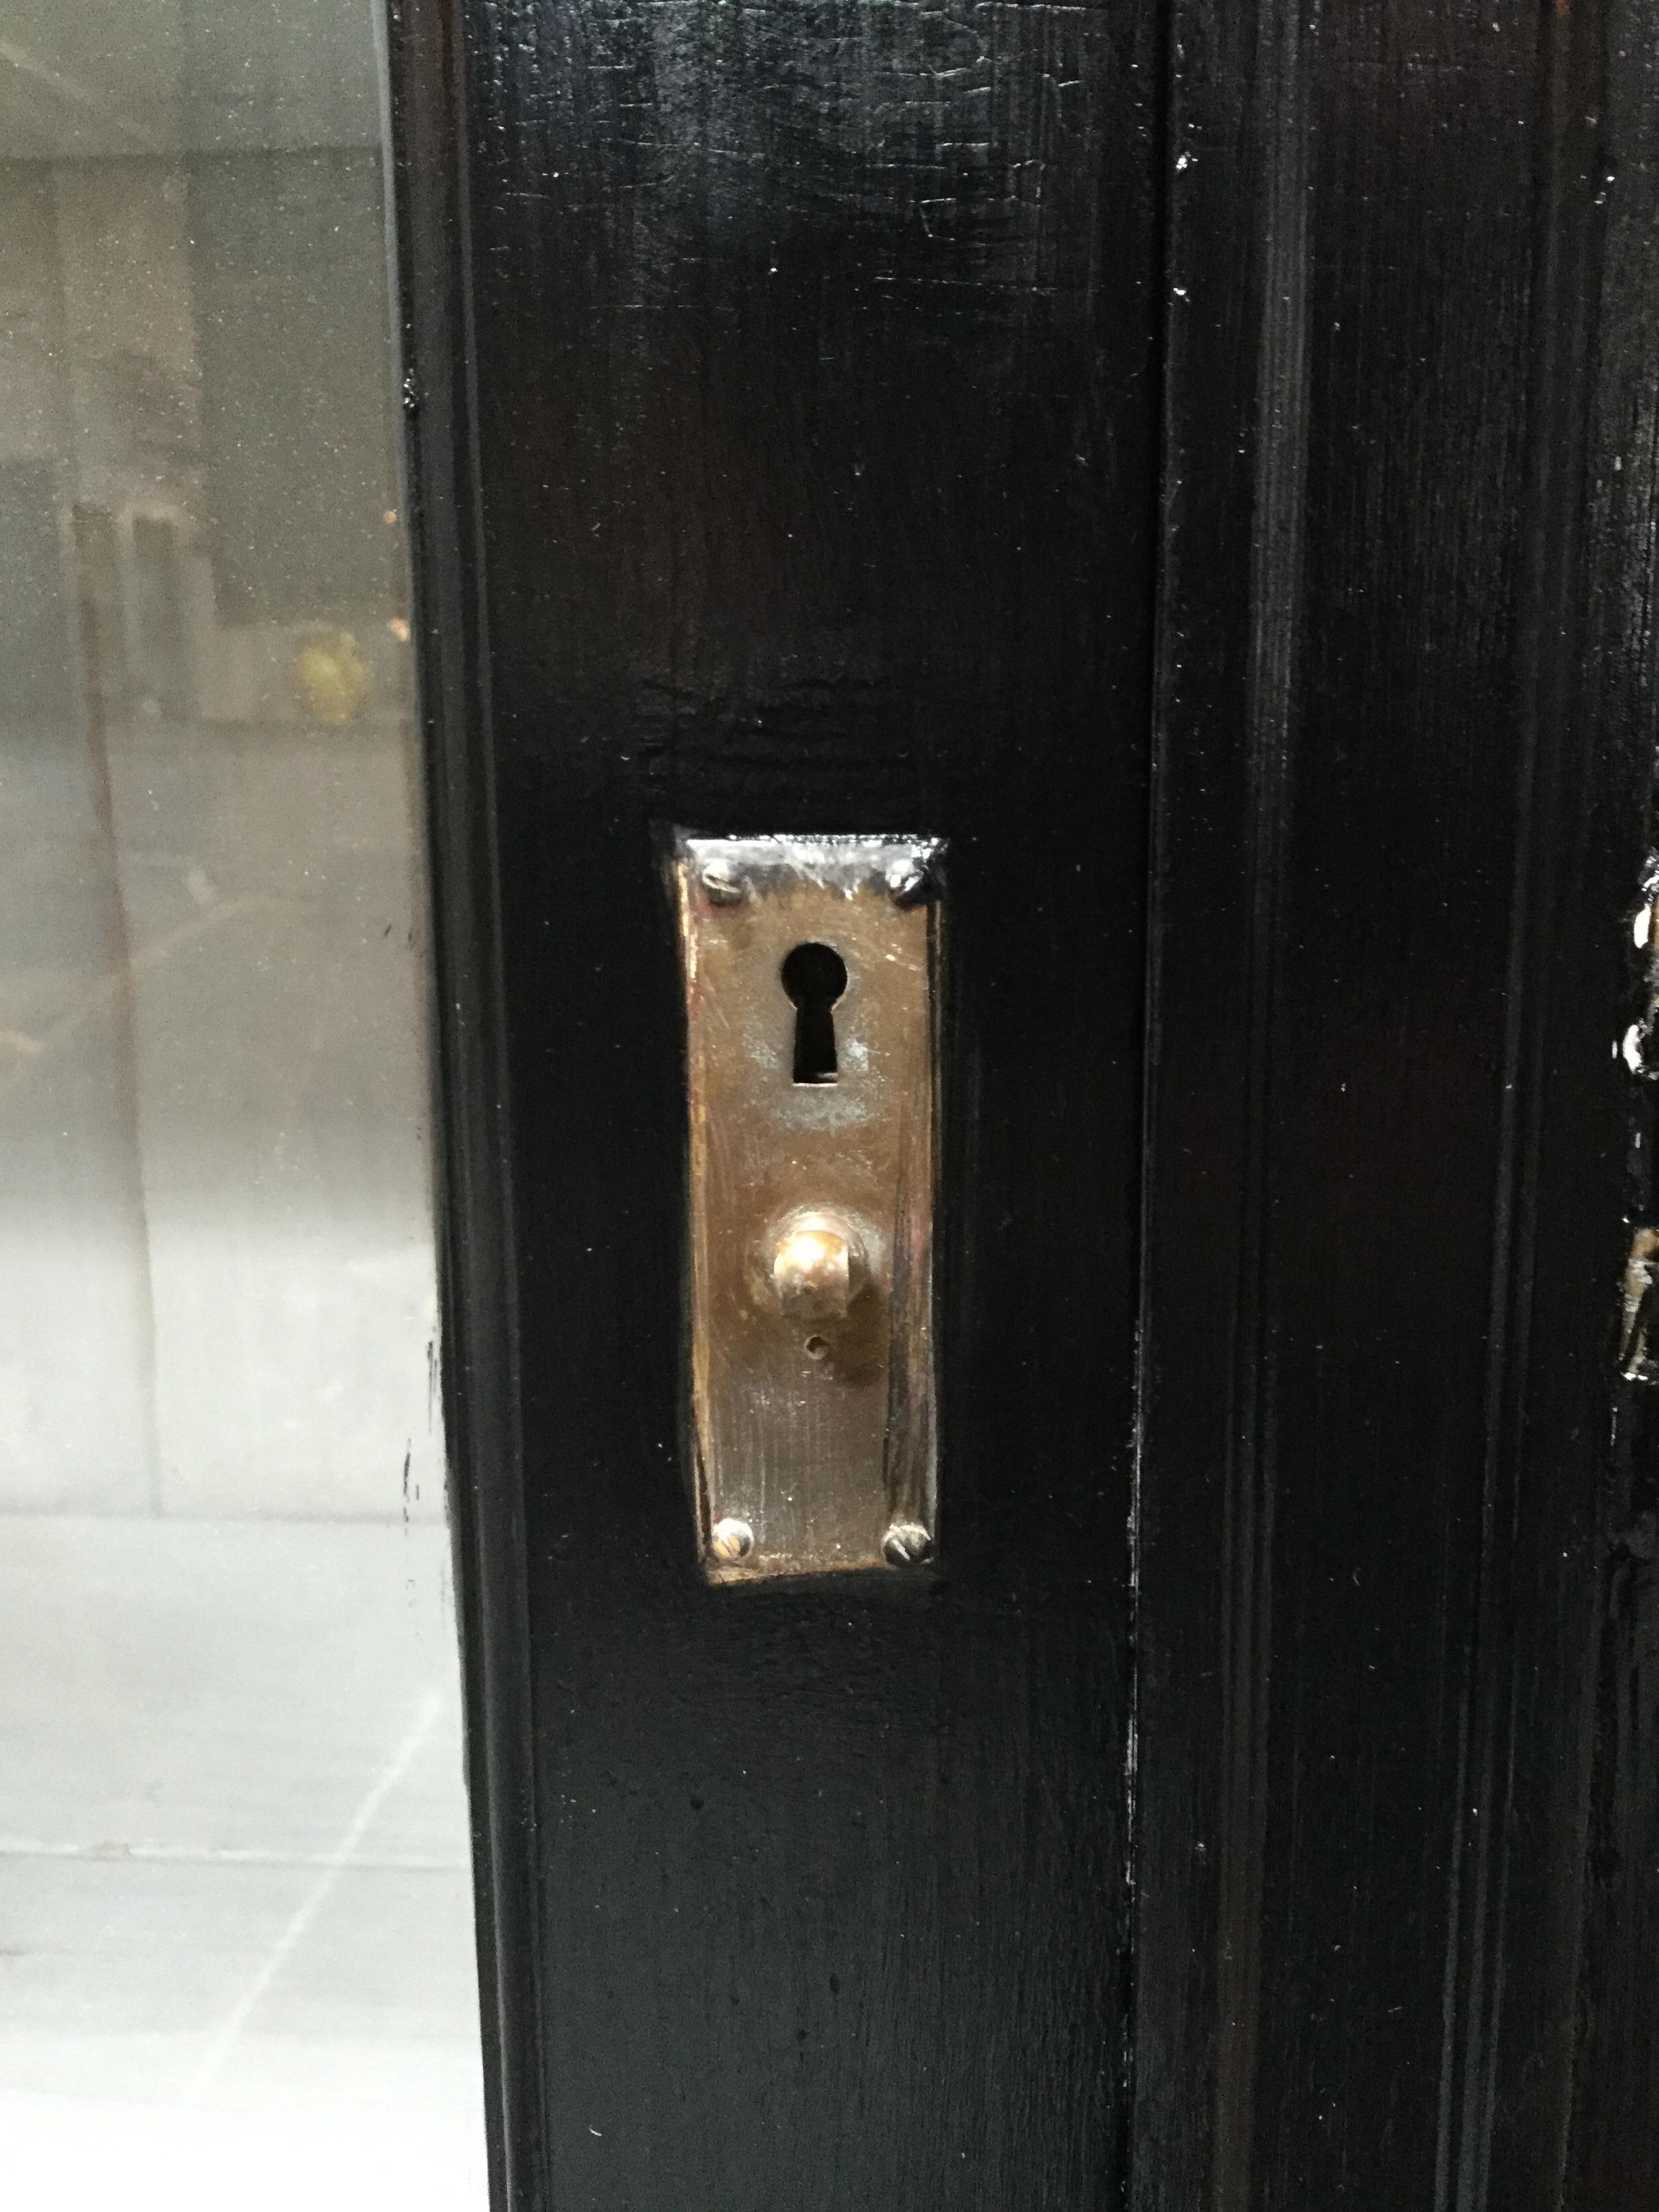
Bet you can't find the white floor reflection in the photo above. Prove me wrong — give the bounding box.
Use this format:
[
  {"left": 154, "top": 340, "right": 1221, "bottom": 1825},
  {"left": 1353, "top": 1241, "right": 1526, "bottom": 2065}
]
[{"left": 0, "top": 1519, "right": 488, "bottom": 2211}]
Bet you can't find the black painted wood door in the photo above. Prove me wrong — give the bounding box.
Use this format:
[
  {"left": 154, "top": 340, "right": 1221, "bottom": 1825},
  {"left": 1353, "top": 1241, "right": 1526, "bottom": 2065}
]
[{"left": 389, "top": 0, "right": 1659, "bottom": 2205}]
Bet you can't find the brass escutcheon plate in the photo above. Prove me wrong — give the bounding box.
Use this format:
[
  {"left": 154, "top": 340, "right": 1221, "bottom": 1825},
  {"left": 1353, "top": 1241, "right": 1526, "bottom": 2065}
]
[{"left": 671, "top": 834, "right": 941, "bottom": 1583}]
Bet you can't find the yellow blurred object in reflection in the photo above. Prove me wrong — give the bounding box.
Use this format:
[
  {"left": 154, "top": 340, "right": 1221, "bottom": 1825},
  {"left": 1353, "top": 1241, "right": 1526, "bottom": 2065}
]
[{"left": 292, "top": 628, "right": 373, "bottom": 724}]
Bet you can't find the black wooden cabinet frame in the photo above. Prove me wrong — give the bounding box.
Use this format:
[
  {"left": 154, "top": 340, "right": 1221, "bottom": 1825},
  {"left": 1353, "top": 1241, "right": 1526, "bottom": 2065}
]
[{"left": 386, "top": 0, "right": 1659, "bottom": 2203}]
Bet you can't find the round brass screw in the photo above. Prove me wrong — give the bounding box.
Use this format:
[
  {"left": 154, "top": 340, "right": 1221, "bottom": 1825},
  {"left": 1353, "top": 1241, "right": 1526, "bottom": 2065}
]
[
  {"left": 882, "top": 1520, "right": 933, "bottom": 1568},
  {"left": 700, "top": 861, "right": 745, "bottom": 905},
  {"left": 709, "top": 1517, "right": 754, "bottom": 1563},
  {"left": 885, "top": 856, "right": 930, "bottom": 906}
]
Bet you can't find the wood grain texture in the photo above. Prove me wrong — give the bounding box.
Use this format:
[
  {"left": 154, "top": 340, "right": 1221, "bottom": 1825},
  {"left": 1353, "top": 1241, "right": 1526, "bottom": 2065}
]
[
  {"left": 386, "top": 7, "right": 545, "bottom": 2207},
  {"left": 1136, "top": 0, "right": 1659, "bottom": 2206},
  {"left": 1559, "top": 2, "right": 1659, "bottom": 2203},
  {"left": 393, "top": 0, "right": 1659, "bottom": 2198},
  {"left": 394, "top": 0, "right": 1159, "bottom": 2203}
]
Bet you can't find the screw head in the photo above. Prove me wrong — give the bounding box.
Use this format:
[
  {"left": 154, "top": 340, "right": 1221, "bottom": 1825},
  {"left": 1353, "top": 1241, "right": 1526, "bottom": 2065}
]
[
  {"left": 882, "top": 1519, "right": 933, "bottom": 1568},
  {"left": 885, "top": 856, "right": 930, "bottom": 907},
  {"left": 709, "top": 1516, "right": 754, "bottom": 1563},
  {"left": 700, "top": 861, "right": 745, "bottom": 905}
]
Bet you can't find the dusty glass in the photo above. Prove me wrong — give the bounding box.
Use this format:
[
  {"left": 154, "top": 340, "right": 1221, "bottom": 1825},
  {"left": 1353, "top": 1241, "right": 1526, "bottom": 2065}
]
[{"left": 0, "top": 5, "right": 487, "bottom": 2204}]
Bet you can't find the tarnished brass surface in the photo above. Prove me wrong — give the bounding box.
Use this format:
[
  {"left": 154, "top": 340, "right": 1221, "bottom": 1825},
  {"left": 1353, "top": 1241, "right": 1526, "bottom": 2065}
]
[{"left": 672, "top": 834, "right": 941, "bottom": 1583}]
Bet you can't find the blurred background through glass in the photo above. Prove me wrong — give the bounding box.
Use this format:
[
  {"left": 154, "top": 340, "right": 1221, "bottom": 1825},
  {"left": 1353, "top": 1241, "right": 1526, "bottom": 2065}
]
[{"left": 0, "top": 3, "right": 487, "bottom": 2204}]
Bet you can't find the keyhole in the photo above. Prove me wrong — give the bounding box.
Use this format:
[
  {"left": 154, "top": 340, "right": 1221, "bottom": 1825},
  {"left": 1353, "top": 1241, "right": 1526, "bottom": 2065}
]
[{"left": 781, "top": 941, "right": 848, "bottom": 1084}]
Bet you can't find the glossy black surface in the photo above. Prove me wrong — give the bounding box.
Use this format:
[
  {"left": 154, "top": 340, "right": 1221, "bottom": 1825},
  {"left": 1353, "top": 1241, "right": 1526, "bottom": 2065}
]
[
  {"left": 1137, "top": 1, "right": 1659, "bottom": 2207},
  {"left": 392, "top": 0, "right": 1659, "bottom": 2203},
  {"left": 392, "top": 0, "right": 1158, "bottom": 2203}
]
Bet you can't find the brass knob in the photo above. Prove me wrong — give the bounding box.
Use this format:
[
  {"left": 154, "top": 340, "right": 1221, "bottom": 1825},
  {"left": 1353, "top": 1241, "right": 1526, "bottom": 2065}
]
[{"left": 770, "top": 1212, "right": 865, "bottom": 1322}]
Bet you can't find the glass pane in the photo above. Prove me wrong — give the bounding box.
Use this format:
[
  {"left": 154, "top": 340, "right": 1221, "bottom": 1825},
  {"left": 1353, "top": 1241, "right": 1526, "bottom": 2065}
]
[{"left": 0, "top": 5, "right": 488, "bottom": 2204}]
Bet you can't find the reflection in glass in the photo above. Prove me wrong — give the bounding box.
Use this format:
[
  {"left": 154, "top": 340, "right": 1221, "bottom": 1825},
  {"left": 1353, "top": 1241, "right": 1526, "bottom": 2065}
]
[{"left": 0, "top": 5, "right": 487, "bottom": 2205}]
